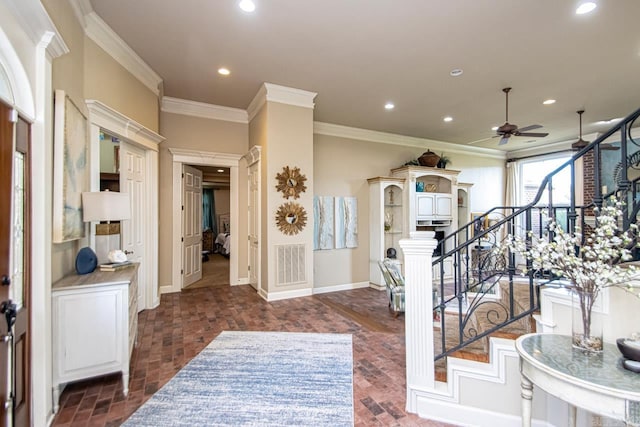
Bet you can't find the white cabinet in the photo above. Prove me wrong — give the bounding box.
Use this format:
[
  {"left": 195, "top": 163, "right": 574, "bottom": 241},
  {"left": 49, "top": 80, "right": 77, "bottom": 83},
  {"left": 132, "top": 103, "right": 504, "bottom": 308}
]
[
  {"left": 51, "top": 265, "right": 138, "bottom": 412},
  {"left": 416, "top": 193, "right": 452, "bottom": 221},
  {"left": 367, "top": 177, "right": 405, "bottom": 288}
]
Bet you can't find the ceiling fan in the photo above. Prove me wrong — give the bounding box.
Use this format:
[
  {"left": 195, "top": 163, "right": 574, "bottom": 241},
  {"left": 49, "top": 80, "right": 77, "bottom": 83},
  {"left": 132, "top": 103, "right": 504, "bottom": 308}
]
[
  {"left": 571, "top": 109, "right": 618, "bottom": 151},
  {"left": 495, "top": 87, "right": 548, "bottom": 145}
]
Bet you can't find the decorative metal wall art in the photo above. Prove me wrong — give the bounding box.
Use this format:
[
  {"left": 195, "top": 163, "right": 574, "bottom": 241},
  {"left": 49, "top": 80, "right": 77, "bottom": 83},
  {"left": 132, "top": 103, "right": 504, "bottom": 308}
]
[
  {"left": 276, "top": 166, "right": 307, "bottom": 199},
  {"left": 276, "top": 202, "right": 307, "bottom": 235}
]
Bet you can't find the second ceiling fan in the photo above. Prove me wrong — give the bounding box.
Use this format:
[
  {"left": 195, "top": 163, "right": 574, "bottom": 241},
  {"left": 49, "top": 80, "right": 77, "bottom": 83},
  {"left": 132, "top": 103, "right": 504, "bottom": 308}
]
[{"left": 495, "top": 87, "right": 549, "bottom": 145}]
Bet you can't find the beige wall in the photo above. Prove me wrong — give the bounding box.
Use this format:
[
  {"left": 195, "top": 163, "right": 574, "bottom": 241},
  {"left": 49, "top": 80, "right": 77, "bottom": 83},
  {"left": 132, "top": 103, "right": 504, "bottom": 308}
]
[
  {"left": 84, "top": 38, "right": 159, "bottom": 132},
  {"left": 214, "top": 189, "right": 231, "bottom": 222},
  {"left": 44, "top": 0, "right": 160, "bottom": 282},
  {"left": 313, "top": 134, "right": 505, "bottom": 288},
  {"left": 158, "top": 111, "right": 248, "bottom": 288},
  {"left": 264, "top": 102, "right": 315, "bottom": 295},
  {"left": 44, "top": 0, "right": 88, "bottom": 282}
]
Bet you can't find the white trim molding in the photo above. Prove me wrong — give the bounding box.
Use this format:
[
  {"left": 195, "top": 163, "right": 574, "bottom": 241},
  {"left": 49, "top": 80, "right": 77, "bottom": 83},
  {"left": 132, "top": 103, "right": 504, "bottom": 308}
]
[
  {"left": 69, "top": 0, "right": 162, "bottom": 96},
  {"left": 85, "top": 99, "right": 162, "bottom": 311},
  {"left": 312, "top": 281, "right": 370, "bottom": 295},
  {"left": 86, "top": 99, "right": 164, "bottom": 150},
  {"left": 4, "top": 0, "right": 69, "bottom": 58},
  {"left": 314, "top": 121, "right": 507, "bottom": 160},
  {"left": 168, "top": 149, "right": 243, "bottom": 294},
  {"left": 161, "top": 96, "right": 248, "bottom": 123},
  {"left": 247, "top": 82, "right": 317, "bottom": 121}
]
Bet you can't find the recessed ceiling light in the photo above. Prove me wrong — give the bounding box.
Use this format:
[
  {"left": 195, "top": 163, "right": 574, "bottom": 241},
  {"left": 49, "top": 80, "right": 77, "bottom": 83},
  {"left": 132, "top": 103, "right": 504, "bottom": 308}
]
[
  {"left": 576, "top": 2, "right": 596, "bottom": 15},
  {"left": 450, "top": 68, "right": 463, "bottom": 77},
  {"left": 217, "top": 169, "right": 224, "bottom": 173},
  {"left": 239, "top": 0, "right": 256, "bottom": 12},
  {"left": 543, "top": 99, "right": 556, "bottom": 105},
  {"left": 491, "top": 126, "right": 499, "bottom": 131},
  {"left": 384, "top": 102, "right": 395, "bottom": 110},
  {"left": 218, "top": 68, "right": 230, "bottom": 76},
  {"left": 443, "top": 116, "right": 453, "bottom": 122}
]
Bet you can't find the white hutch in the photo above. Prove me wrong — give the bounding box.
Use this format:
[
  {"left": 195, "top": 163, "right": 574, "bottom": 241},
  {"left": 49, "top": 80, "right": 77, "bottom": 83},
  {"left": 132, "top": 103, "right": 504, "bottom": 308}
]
[{"left": 368, "top": 166, "right": 468, "bottom": 286}]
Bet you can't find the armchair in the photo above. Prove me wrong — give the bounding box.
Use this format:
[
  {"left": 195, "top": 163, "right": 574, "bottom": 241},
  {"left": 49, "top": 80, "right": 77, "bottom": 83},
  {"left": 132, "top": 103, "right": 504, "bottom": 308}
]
[{"left": 378, "top": 259, "right": 405, "bottom": 317}]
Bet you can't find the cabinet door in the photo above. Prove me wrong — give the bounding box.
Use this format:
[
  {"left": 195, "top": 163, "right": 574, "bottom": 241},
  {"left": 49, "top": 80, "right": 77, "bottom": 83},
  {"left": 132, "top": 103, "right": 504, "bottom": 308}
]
[
  {"left": 416, "top": 194, "right": 435, "bottom": 219},
  {"left": 54, "top": 287, "right": 125, "bottom": 380},
  {"left": 435, "top": 194, "right": 452, "bottom": 218}
]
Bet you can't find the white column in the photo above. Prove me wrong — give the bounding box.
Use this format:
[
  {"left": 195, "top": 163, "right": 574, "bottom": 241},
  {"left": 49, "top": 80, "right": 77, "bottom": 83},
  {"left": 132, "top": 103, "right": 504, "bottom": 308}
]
[{"left": 399, "top": 231, "right": 437, "bottom": 413}]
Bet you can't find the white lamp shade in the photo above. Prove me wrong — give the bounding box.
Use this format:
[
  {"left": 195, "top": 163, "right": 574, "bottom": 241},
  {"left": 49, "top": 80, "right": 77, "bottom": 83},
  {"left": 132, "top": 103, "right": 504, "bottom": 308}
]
[{"left": 82, "top": 191, "right": 131, "bottom": 222}]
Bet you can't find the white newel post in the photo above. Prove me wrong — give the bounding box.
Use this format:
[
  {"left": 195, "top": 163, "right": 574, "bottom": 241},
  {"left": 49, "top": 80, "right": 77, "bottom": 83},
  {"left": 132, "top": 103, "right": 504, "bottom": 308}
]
[{"left": 399, "top": 231, "right": 438, "bottom": 413}]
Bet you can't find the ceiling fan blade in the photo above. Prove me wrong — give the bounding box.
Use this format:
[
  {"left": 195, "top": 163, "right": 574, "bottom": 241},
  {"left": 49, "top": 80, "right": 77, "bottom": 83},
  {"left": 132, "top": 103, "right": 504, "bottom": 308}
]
[
  {"left": 467, "top": 137, "right": 493, "bottom": 145},
  {"left": 515, "top": 124, "right": 542, "bottom": 133},
  {"left": 516, "top": 132, "right": 549, "bottom": 138},
  {"left": 498, "top": 136, "right": 510, "bottom": 146}
]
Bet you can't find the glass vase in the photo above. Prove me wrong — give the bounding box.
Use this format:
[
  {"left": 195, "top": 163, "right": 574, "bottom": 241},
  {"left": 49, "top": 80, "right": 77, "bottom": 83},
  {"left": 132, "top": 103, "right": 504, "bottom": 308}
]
[{"left": 571, "top": 288, "right": 603, "bottom": 352}]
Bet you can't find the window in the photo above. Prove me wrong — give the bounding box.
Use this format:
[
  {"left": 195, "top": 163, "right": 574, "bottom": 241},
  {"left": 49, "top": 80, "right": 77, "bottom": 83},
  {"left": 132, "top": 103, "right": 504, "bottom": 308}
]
[{"left": 519, "top": 155, "right": 572, "bottom": 235}]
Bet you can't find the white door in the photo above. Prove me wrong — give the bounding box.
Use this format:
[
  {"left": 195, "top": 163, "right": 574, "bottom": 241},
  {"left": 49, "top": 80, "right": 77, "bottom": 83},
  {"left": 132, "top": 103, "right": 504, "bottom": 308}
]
[
  {"left": 182, "top": 165, "right": 203, "bottom": 287},
  {"left": 248, "top": 161, "right": 260, "bottom": 290},
  {"left": 120, "top": 142, "right": 146, "bottom": 311}
]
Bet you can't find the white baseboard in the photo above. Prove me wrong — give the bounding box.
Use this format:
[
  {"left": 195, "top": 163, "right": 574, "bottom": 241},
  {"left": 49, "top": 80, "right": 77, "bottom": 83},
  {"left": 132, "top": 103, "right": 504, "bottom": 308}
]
[
  {"left": 312, "top": 281, "right": 370, "bottom": 294},
  {"left": 159, "top": 284, "right": 175, "bottom": 295},
  {"left": 264, "top": 287, "right": 313, "bottom": 301},
  {"left": 413, "top": 397, "right": 554, "bottom": 427},
  {"left": 409, "top": 337, "right": 555, "bottom": 427}
]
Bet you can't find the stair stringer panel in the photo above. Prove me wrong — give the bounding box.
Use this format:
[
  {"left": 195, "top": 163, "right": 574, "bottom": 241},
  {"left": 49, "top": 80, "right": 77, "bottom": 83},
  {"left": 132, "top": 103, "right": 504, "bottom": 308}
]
[{"left": 408, "top": 337, "right": 561, "bottom": 427}]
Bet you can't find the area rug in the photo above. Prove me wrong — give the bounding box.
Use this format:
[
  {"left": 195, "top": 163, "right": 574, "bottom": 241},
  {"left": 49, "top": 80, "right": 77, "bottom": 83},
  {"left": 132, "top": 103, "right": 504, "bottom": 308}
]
[{"left": 123, "top": 331, "right": 354, "bottom": 426}]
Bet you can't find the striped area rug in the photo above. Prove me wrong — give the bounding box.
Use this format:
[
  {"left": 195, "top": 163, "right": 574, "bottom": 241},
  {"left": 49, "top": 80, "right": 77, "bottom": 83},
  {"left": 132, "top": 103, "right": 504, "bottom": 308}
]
[{"left": 123, "top": 331, "right": 354, "bottom": 426}]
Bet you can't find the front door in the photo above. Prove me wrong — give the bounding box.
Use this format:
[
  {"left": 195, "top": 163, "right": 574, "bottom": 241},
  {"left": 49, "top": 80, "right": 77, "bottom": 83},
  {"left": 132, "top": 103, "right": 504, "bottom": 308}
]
[
  {"left": 182, "top": 165, "right": 202, "bottom": 287},
  {"left": 0, "top": 101, "right": 31, "bottom": 426},
  {"left": 120, "top": 142, "right": 146, "bottom": 311}
]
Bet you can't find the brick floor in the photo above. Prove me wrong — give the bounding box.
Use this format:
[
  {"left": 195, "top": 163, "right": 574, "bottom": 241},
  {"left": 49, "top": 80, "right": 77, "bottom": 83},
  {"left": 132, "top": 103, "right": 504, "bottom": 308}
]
[{"left": 51, "top": 285, "right": 458, "bottom": 427}]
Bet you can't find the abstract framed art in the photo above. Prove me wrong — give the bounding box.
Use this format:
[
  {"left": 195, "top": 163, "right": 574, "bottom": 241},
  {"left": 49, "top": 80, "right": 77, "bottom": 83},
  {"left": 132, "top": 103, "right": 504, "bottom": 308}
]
[{"left": 53, "top": 90, "right": 88, "bottom": 242}]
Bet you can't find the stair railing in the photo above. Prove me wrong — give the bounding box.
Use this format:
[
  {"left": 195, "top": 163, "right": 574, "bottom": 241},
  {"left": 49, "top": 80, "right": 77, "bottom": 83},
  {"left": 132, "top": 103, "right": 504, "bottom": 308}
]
[{"left": 432, "top": 106, "right": 640, "bottom": 361}]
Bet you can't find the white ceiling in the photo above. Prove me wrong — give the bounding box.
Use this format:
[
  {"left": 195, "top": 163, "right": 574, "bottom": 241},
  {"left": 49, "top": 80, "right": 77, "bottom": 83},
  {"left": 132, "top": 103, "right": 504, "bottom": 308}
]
[{"left": 89, "top": 0, "right": 640, "bottom": 152}]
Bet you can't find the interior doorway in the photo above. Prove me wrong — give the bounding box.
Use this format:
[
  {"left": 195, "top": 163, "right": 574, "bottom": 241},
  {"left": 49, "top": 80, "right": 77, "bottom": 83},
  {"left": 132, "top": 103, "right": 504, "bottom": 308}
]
[
  {"left": 183, "top": 165, "right": 231, "bottom": 289},
  {"left": 169, "top": 149, "right": 242, "bottom": 293}
]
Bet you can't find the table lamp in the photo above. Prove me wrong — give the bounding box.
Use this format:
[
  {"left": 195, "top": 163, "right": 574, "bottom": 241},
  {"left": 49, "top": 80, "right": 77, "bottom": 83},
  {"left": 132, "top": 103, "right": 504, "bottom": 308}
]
[{"left": 82, "top": 191, "right": 131, "bottom": 264}]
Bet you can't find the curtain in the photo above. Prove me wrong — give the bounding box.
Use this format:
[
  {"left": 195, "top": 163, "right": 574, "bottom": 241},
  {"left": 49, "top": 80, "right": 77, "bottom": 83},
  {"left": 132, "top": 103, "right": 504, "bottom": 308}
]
[
  {"left": 203, "top": 189, "right": 217, "bottom": 235},
  {"left": 505, "top": 160, "right": 520, "bottom": 210}
]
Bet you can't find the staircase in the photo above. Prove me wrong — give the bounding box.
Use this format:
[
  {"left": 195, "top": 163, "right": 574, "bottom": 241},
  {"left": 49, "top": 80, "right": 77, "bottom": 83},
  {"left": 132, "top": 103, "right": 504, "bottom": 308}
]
[{"left": 402, "top": 106, "right": 640, "bottom": 426}]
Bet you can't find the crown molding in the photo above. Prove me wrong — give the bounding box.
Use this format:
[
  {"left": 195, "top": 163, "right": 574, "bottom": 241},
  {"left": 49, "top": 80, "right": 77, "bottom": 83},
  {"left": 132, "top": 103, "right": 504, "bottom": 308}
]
[
  {"left": 247, "top": 83, "right": 317, "bottom": 122},
  {"left": 263, "top": 83, "right": 317, "bottom": 108},
  {"left": 161, "top": 97, "right": 248, "bottom": 123},
  {"left": 313, "top": 121, "right": 506, "bottom": 160},
  {"left": 4, "top": 0, "right": 69, "bottom": 58},
  {"left": 69, "top": 0, "right": 162, "bottom": 96},
  {"left": 247, "top": 84, "right": 267, "bottom": 122},
  {"left": 86, "top": 99, "right": 164, "bottom": 150}
]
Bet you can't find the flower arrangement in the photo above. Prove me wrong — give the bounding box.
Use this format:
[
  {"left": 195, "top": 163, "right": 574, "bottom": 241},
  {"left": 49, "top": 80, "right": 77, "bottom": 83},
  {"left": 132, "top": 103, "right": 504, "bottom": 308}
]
[{"left": 502, "top": 198, "right": 640, "bottom": 351}]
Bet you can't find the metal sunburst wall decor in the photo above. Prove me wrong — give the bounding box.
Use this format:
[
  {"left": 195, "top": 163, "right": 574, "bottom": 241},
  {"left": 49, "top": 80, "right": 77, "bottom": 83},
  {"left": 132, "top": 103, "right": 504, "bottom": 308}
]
[
  {"left": 275, "top": 166, "right": 307, "bottom": 199},
  {"left": 275, "top": 202, "right": 307, "bottom": 235}
]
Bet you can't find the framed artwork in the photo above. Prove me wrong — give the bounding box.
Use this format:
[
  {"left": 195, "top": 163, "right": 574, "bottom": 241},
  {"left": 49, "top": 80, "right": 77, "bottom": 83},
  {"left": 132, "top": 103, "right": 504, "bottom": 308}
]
[
  {"left": 313, "top": 196, "right": 334, "bottom": 250},
  {"left": 470, "top": 212, "right": 489, "bottom": 237},
  {"left": 53, "top": 90, "right": 88, "bottom": 243},
  {"left": 218, "top": 213, "right": 231, "bottom": 234},
  {"left": 335, "top": 196, "right": 358, "bottom": 249}
]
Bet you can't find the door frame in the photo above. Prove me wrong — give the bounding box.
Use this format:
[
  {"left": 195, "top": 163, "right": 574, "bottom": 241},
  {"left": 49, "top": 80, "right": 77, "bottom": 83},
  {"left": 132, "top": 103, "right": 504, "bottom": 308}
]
[
  {"left": 168, "top": 148, "right": 241, "bottom": 293},
  {"left": 85, "top": 100, "right": 164, "bottom": 310},
  {"left": 0, "top": 7, "right": 68, "bottom": 424}
]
